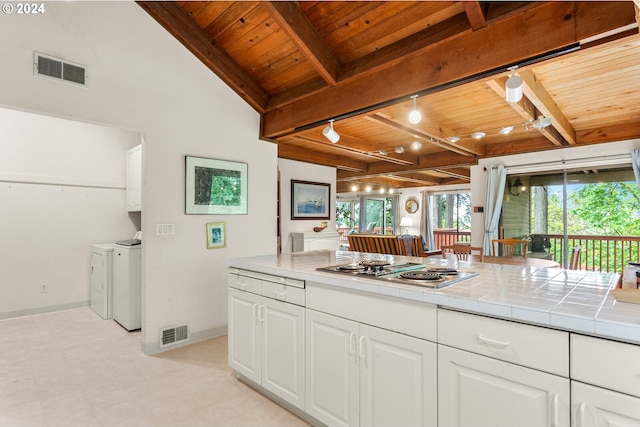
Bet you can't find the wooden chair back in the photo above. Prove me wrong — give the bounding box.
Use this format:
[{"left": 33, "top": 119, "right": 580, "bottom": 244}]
[
  {"left": 491, "top": 239, "right": 528, "bottom": 257},
  {"left": 569, "top": 245, "right": 582, "bottom": 269},
  {"left": 347, "top": 234, "right": 400, "bottom": 255},
  {"left": 442, "top": 244, "right": 484, "bottom": 261},
  {"left": 397, "top": 235, "right": 422, "bottom": 256}
]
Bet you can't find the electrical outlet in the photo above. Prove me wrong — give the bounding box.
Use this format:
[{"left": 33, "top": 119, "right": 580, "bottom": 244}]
[{"left": 40, "top": 283, "right": 48, "bottom": 293}]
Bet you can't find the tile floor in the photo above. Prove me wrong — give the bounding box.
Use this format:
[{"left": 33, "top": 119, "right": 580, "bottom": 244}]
[{"left": 0, "top": 308, "right": 310, "bottom": 427}]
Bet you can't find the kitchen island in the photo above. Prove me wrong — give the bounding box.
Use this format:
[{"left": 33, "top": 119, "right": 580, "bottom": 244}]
[{"left": 228, "top": 250, "right": 640, "bottom": 427}]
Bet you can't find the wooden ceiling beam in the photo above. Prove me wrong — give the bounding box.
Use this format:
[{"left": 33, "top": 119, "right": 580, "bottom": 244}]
[
  {"left": 277, "top": 143, "right": 366, "bottom": 172},
  {"left": 577, "top": 121, "right": 640, "bottom": 145},
  {"left": 486, "top": 77, "right": 568, "bottom": 146},
  {"left": 338, "top": 151, "right": 477, "bottom": 179},
  {"left": 518, "top": 69, "right": 577, "bottom": 145},
  {"left": 434, "top": 168, "right": 471, "bottom": 180},
  {"left": 263, "top": 1, "right": 342, "bottom": 86},
  {"left": 136, "top": 1, "right": 270, "bottom": 112},
  {"left": 365, "top": 114, "right": 484, "bottom": 157},
  {"left": 290, "top": 134, "right": 416, "bottom": 166},
  {"left": 262, "top": 2, "right": 636, "bottom": 137},
  {"left": 463, "top": 2, "right": 487, "bottom": 30}
]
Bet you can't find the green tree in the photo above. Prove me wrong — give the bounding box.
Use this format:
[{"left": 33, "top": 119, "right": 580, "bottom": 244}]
[{"left": 570, "top": 182, "right": 640, "bottom": 236}]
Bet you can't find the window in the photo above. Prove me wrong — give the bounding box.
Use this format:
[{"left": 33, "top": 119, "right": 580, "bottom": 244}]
[
  {"left": 501, "top": 166, "right": 640, "bottom": 272},
  {"left": 430, "top": 192, "right": 471, "bottom": 248}
]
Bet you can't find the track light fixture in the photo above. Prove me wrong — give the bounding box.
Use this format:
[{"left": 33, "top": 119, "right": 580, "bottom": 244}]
[
  {"left": 322, "top": 119, "right": 340, "bottom": 143},
  {"left": 505, "top": 66, "right": 523, "bottom": 103},
  {"left": 408, "top": 95, "right": 422, "bottom": 124}
]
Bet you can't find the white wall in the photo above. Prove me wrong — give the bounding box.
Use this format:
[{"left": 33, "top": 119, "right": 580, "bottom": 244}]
[
  {"left": 278, "top": 158, "right": 336, "bottom": 253},
  {"left": 0, "top": 107, "right": 140, "bottom": 317},
  {"left": 0, "top": 2, "right": 277, "bottom": 354}
]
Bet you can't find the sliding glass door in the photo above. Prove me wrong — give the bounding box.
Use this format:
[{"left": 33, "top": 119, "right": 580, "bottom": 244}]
[{"left": 502, "top": 166, "right": 640, "bottom": 272}]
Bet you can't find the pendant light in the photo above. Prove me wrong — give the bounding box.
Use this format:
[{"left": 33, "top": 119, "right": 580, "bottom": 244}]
[
  {"left": 408, "top": 95, "right": 421, "bottom": 124},
  {"left": 322, "top": 119, "right": 340, "bottom": 143},
  {"left": 505, "top": 66, "right": 523, "bottom": 103}
]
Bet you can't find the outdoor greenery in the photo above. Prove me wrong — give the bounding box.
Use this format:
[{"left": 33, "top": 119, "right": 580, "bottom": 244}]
[
  {"left": 434, "top": 193, "right": 471, "bottom": 231},
  {"left": 543, "top": 181, "right": 640, "bottom": 272}
]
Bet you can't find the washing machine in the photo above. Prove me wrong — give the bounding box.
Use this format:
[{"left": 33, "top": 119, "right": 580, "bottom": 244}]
[
  {"left": 90, "top": 244, "right": 114, "bottom": 319},
  {"left": 113, "top": 239, "right": 142, "bottom": 331}
]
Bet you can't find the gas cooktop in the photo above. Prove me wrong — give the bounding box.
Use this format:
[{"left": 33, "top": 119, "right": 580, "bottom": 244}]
[{"left": 316, "top": 260, "right": 479, "bottom": 289}]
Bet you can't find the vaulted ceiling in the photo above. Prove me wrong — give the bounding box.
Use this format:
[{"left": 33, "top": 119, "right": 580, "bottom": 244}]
[{"left": 139, "top": 1, "right": 640, "bottom": 193}]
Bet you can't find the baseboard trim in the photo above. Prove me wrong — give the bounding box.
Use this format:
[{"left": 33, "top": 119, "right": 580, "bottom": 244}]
[{"left": 0, "top": 301, "right": 89, "bottom": 320}]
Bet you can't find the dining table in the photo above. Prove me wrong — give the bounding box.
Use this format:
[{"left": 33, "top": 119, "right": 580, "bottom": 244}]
[{"left": 470, "top": 255, "right": 560, "bottom": 268}]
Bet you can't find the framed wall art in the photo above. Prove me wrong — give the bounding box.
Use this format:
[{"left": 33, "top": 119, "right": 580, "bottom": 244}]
[
  {"left": 291, "top": 180, "right": 330, "bottom": 220},
  {"left": 206, "top": 222, "right": 226, "bottom": 249},
  {"left": 185, "top": 156, "right": 248, "bottom": 215}
]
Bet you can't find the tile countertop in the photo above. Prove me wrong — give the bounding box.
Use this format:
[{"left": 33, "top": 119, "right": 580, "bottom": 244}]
[{"left": 228, "top": 250, "right": 640, "bottom": 345}]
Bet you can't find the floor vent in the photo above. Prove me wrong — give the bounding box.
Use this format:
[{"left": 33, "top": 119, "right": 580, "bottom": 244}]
[
  {"left": 160, "top": 324, "right": 189, "bottom": 348},
  {"left": 34, "top": 52, "right": 87, "bottom": 86}
]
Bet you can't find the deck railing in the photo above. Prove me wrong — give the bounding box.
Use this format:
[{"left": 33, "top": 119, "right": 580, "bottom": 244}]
[
  {"left": 545, "top": 234, "right": 640, "bottom": 273},
  {"left": 338, "top": 227, "right": 639, "bottom": 273}
]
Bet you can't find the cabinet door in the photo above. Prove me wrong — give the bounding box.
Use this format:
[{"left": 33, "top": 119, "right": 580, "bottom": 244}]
[
  {"left": 439, "top": 345, "right": 569, "bottom": 427},
  {"left": 228, "top": 288, "right": 261, "bottom": 383},
  {"left": 359, "top": 324, "right": 437, "bottom": 427},
  {"left": 126, "top": 144, "right": 141, "bottom": 212},
  {"left": 262, "top": 298, "right": 305, "bottom": 410},
  {"left": 572, "top": 381, "right": 640, "bottom": 427},
  {"left": 306, "top": 309, "right": 359, "bottom": 427}
]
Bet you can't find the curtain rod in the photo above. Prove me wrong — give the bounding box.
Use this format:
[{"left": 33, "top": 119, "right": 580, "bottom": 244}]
[{"left": 483, "top": 153, "right": 632, "bottom": 173}]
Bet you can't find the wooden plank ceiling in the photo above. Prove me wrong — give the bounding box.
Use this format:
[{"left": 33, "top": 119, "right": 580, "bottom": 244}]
[{"left": 139, "top": 1, "right": 640, "bottom": 193}]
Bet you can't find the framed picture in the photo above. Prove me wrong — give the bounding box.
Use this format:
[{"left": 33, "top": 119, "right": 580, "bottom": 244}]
[
  {"left": 185, "top": 156, "right": 248, "bottom": 215},
  {"left": 206, "top": 222, "right": 226, "bottom": 249},
  {"left": 291, "top": 180, "right": 330, "bottom": 220}
]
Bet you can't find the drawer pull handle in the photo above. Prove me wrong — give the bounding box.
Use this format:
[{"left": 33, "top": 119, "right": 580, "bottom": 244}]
[
  {"left": 274, "top": 291, "right": 287, "bottom": 300},
  {"left": 237, "top": 283, "right": 248, "bottom": 290},
  {"left": 252, "top": 303, "right": 260, "bottom": 321},
  {"left": 477, "top": 335, "right": 510, "bottom": 348}
]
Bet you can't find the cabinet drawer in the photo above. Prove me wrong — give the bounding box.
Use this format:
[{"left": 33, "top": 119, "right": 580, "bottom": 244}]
[
  {"left": 227, "top": 273, "right": 260, "bottom": 294},
  {"left": 306, "top": 282, "right": 436, "bottom": 341},
  {"left": 571, "top": 334, "right": 640, "bottom": 398},
  {"left": 438, "top": 309, "right": 569, "bottom": 376},
  {"left": 260, "top": 281, "right": 305, "bottom": 306}
]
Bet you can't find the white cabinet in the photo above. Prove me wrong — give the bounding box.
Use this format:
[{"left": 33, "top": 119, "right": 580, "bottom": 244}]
[
  {"left": 571, "top": 334, "right": 640, "bottom": 426},
  {"left": 228, "top": 277, "right": 305, "bottom": 411},
  {"left": 572, "top": 382, "right": 640, "bottom": 426},
  {"left": 126, "top": 144, "right": 141, "bottom": 212},
  {"left": 438, "top": 345, "right": 569, "bottom": 427},
  {"left": 291, "top": 232, "right": 340, "bottom": 252},
  {"left": 438, "top": 309, "right": 569, "bottom": 427},
  {"left": 305, "top": 309, "right": 437, "bottom": 427}
]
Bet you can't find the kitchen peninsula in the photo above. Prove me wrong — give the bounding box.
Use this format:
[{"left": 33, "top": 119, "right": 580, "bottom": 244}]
[{"left": 228, "top": 250, "right": 640, "bottom": 427}]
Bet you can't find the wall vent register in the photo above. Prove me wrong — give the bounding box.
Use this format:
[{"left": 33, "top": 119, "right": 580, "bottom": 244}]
[
  {"left": 160, "top": 324, "right": 189, "bottom": 348},
  {"left": 34, "top": 52, "right": 87, "bottom": 86}
]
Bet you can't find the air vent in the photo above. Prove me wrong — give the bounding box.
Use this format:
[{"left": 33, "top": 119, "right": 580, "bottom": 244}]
[
  {"left": 160, "top": 324, "right": 189, "bottom": 348},
  {"left": 34, "top": 52, "right": 87, "bottom": 86}
]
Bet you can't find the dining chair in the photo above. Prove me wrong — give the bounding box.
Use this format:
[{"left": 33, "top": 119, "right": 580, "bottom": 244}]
[
  {"left": 569, "top": 245, "right": 582, "bottom": 269},
  {"left": 491, "top": 239, "right": 528, "bottom": 257},
  {"left": 442, "top": 244, "right": 484, "bottom": 261}
]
